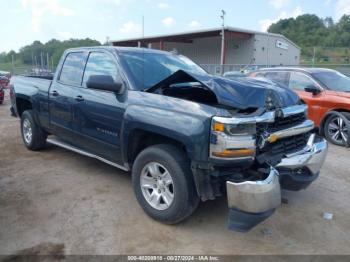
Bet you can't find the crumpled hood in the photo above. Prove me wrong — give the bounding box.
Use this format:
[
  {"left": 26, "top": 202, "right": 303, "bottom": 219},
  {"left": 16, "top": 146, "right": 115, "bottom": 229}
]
[{"left": 148, "top": 70, "right": 300, "bottom": 110}]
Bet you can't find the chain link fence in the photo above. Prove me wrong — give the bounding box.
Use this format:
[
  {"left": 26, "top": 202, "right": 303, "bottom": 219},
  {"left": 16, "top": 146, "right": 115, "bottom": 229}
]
[{"left": 200, "top": 64, "right": 350, "bottom": 77}]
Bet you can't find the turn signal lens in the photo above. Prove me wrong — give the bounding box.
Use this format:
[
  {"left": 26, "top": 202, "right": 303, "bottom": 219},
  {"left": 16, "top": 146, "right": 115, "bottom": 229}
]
[
  {"left": 213, "top": 122, "right": 225, "bottom": 132},
  {"left": 212, "top": 148, "right": 255, "bottom": 158}
]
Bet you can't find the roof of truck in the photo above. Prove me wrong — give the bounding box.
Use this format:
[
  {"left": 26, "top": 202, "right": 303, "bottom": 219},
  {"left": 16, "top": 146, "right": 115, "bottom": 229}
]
[{"left": 66, "top": 46, "right": 171, "bottom": 55}]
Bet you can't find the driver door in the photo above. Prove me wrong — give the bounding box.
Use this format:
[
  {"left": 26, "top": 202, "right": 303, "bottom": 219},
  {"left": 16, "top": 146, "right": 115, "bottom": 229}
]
[{"left": 288, "top": 71, "right": 326, "bottom": 125}]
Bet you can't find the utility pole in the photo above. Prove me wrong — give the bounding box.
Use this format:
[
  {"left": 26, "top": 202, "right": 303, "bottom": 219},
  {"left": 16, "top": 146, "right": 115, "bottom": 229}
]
[
  {"left": 31, "top": 51, "right": 34, "bottom": 70},
  {"left": 40, "top": 52, "right": 43, "bottom": 71},
  {"left": 312, "top": 47, "right": 316, "bottom": 67},
  {"left": 220, "top": 10, "right": 226, "bottom": 75},
  {"left": 46, "top": 53, "right": 49, "bottom": 71},
  {"left": 11, "top": 54, "right": 15, "bottom": 75}
]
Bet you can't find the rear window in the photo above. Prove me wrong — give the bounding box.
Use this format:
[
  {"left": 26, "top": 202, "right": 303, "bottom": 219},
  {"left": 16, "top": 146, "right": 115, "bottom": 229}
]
[{"left": 59, "top": 52, "right": 87, "bottom": 86}]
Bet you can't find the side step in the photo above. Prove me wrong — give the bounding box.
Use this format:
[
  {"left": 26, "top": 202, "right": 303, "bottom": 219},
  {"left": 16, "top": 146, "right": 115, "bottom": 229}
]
[{"left": 46, "top": 137, "right": 129, "bottom": 171}]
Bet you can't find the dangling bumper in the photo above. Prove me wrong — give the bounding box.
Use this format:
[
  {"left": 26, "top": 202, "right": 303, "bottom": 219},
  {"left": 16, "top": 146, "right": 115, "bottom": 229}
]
[{"left": 226, "top": 135, "right": 328, "bottom": 232}]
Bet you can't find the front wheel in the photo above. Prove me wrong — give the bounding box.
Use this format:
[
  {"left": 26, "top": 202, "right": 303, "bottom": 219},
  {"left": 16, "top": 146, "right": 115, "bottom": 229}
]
[
  {"left": 324, "top": 112, "right": 350, "bottom": 146},
  {"left": 132, "top": 144, "right": 199, "bottom": 224}
]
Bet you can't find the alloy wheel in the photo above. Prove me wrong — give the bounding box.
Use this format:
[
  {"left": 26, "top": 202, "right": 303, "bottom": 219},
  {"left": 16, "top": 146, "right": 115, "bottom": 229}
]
[
  {"left": 140, "top": 162, "right": 175, "bottom": 211},
  {"left": 328, "top": 116, "right": 348, "bottom": 145},
  {"left": 22, "top": 118, "right": 33, "bottom": 145}
]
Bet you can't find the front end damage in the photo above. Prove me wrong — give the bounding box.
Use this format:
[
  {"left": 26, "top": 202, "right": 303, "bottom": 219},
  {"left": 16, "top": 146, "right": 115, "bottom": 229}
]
[
  {"left": 148, "top": 69, "right": 328, "bottom": 232},
  {"left": 194, "top": 104, "right": 328, "bottom": 232}
]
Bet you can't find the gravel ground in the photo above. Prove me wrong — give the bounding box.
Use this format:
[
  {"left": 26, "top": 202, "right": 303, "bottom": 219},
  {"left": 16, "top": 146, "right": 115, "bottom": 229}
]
[{"left": 1, "top": 90, "right": 350, "bottom": 255}]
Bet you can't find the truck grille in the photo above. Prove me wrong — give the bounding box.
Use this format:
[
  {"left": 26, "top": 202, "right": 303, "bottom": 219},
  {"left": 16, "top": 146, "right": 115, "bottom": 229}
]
[
  {"left": 256, "top": 112, "right": 309, "bottom": 165},
  {"left": 256, "top": 132, "right": 310, "bottom": 165},
  {"left": 257, "top": 112, "right": 306, "bottom": 133}
]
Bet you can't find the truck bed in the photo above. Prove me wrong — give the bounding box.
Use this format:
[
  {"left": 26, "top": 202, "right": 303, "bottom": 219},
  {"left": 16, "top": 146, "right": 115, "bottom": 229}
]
[{"left": 12, "top": 75, "right": 52, "bottom": 96}]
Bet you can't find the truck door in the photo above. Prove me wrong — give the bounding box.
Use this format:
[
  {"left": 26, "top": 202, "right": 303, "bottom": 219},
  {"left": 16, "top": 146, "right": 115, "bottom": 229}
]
[
  {"left": 49, "top": 51, "right": 88, "bottom": 144},
  {"left": 74, "top": 51, "right": 125, "bottom": 164}
]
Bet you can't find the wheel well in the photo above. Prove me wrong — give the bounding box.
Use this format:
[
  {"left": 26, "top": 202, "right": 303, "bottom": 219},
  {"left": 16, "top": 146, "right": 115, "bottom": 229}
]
[
  {"left": 127, "top": 129, "right": 188, "bottom": 165},
  {"left": 16, "top": 98, "right": 32, "bottom": 117},
  {"left": 320, "top": 109, "right": 350, "bottom": 135}
]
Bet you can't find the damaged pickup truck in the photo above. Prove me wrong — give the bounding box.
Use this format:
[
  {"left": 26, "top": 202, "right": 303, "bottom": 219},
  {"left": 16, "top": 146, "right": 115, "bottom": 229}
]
[{"left": 10, "top": 47, "right": 328, "bottom": 231}]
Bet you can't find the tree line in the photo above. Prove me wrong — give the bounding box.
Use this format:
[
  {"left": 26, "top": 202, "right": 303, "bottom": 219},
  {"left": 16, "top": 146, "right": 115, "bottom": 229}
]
[
  {"left": 268, "top": 14, "right": 350, "bottom": 56},
  {"left": 0, "top": 38, "right": 101, "bottom": 68}
]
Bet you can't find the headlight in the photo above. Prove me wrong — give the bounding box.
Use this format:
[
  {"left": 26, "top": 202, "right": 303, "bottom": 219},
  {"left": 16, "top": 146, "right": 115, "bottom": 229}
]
[{"left": 210, "top": 117, "right": 256, "bottom": 159}]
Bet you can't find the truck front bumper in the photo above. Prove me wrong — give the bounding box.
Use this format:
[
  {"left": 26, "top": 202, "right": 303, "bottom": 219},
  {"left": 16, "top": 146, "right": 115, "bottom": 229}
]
[
  {"left": 277, "top": 134, "right": 328, "bottom": 191},
  {"left": 226, "top": 134, "right": 328, "bottom": 232}
]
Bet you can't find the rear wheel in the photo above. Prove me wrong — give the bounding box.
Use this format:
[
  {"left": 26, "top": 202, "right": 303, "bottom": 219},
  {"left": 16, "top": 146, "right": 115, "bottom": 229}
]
[
  {"left": 324, "top": 112, "right": 350, "bottom": 146},
  {"left": 132, "top": 144, "right": 199, "bottom": 224},
  {"left": 21, "top": 110, "right": 47, "bottom": 150}
]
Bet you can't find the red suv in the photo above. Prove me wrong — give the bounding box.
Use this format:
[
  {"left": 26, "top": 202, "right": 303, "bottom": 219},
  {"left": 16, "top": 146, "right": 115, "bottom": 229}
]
[
  {"left": 0, "top": 76, "right": 9, "bottom": 104},
  {"left": 249, "top": 68, "right": 350, "bottom": 146}
]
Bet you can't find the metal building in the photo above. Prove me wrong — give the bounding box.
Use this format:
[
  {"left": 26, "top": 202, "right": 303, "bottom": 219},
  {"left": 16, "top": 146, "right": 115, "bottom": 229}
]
[{"left": 111, "top": 26, "right": 300, "bottom": 75}]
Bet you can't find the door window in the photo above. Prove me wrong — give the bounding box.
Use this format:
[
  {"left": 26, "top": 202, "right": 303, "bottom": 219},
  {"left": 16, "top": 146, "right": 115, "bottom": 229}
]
[
  {"left": 289, "top": 72, "right": 317, "bottom": 91},
  {"left": 264, "top": 72, "right": 289, "bottom": 86},
  {"left": 83, "top": 52, "right": 120, "bottom": 87},
  {"left": 59, "top": 52, "right": 87, "bottom": 86}
]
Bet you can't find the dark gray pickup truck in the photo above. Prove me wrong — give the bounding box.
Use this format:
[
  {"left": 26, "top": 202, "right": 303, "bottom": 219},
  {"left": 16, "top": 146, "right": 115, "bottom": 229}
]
[{"left": 10, "top": 46, "right": 328, "bottom": 231}]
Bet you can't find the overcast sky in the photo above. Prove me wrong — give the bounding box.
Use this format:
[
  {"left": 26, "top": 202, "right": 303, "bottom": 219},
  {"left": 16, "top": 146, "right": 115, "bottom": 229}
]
[{"left": 1, "top": 0, "right": 350, "bottom": 53}]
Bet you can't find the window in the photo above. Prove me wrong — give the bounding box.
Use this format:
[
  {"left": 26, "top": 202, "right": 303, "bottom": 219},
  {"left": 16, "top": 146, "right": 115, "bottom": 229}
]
[
  {"left": 59, "top": 52, "right": 87, "bottom": 86},
  {"left": 83, "top": 52, "right": 120, "bottom": 86},
  {"left": 118, "top": 51, "right": 206, "bottom": 90},
  {"left": 312, "top": 71, "right": 350, "bottom": 92},
  {"left": 264, "top": 72, "right": 289, "bottom": 86},
  {"left": 289, "top": 72, "right": 317, "bottom": 91}
]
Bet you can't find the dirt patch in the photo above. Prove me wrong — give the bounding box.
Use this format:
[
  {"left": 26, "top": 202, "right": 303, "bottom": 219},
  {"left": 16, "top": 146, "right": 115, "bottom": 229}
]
[{"left": 1, "top": 243, "right": 65, "bottom": 261}]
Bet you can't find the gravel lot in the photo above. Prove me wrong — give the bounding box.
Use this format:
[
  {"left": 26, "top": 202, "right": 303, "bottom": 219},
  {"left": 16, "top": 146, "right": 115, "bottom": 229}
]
[{"left": 1, "top": 90, "right": 350, "bottom": 256}]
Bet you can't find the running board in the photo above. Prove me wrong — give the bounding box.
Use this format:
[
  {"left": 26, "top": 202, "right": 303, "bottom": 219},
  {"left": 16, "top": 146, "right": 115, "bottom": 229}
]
[{"left": 46, "top": 137, "right": 130, "bottom": 171}]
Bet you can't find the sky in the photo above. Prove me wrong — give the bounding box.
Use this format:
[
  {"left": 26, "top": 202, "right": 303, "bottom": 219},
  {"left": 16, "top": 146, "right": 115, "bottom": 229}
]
[{"left": 1, "top": 0, "right": 350, "bottom": 53}]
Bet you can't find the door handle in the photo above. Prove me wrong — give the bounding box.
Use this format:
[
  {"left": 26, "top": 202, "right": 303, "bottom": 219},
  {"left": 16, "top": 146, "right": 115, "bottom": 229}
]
[
  {"left": 75, "top": 95, "right": 84, "bottom": 102},
  {"left": 51, "top": 90, "right": 59, "bottom": 97}
]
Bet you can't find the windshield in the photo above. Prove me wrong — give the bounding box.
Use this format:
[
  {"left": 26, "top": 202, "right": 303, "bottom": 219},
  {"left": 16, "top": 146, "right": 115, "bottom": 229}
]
[
  {"left": 312, "top": 71, "right": 350, "bottom": 92},
  {"left": 118, "top": 51, "right": 207, "bottom": 90}
]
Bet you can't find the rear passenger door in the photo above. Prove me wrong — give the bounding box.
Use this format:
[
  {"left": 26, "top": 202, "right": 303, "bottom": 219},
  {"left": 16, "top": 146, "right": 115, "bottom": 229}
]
[
  {"left": 74, "top": 51, "right": 126, "bottom": 164},
  {"left": 49, "top": 52, "right": 87, "bottom": 144}
]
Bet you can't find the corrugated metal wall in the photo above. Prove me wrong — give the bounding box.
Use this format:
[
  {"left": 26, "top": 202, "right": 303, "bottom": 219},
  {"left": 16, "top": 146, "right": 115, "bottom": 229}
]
[
  {"left": 144, "top": 32, "right": 300, "bottom": 73},
  {"left": 253, "top": 34, "right": 300, "bottom": 66}
]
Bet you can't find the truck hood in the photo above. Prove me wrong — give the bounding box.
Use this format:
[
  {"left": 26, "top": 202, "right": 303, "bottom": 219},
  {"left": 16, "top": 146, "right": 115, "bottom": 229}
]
[{"left": 148, "top": 70, "right": 300, "bottom": 110}]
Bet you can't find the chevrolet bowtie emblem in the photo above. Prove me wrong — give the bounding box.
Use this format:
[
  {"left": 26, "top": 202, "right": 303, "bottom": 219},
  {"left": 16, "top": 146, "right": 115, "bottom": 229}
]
[{"left": 267, "top": 134, "right": 280, "bottom": 143}]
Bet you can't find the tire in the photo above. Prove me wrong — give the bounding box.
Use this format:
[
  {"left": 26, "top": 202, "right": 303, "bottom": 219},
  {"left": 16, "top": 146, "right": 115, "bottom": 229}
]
[
  {"left": 132, "top": 144, "right": 199, "bottom": 224},
  {"left": 324, "top": 112, "right": 350, "bottom": 146},
  {"left": 20, "top": 110, "right": 47, "bottom": 151}
]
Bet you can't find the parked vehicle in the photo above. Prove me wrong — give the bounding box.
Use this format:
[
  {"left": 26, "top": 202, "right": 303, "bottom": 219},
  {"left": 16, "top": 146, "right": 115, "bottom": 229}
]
[
  {"left": 10, "top": 47, "right": 328, "bottom": 232},
  {"left": 0, "top": 76, "right": 9, "bottom": 105},
  {"left": 250, "top": 68, "right": 350, "bottom": 146},
  {"left": 0, "top": 87, "right": 4, "bottom": 104},
  {"left": 223, "top": 71, "right": 247, "bottom": 80}
]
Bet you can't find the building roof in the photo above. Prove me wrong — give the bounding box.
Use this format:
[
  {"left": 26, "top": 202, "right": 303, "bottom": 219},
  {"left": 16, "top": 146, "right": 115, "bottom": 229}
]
[{"left": 111, "top": 26, "right": 300, "bottom": 49}]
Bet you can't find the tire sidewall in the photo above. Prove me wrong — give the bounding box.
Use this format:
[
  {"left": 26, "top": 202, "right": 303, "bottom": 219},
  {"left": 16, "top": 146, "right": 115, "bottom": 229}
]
[
  {"left": 21, "top": 111, "right": 35, "bottom": 148},
  {"left": 132, "top": 145, "right": 194, "bottom": 224}
]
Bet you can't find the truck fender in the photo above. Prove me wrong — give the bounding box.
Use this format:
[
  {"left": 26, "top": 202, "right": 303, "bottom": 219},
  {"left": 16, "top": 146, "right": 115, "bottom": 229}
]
[{"left": 121, "top": 104, "right": 211, "bottom": 163}]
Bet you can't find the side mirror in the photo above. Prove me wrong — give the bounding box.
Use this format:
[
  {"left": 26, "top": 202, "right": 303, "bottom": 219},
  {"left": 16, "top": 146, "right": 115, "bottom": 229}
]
[
  {"left": 86, "top": 75, "right": 123, "bottom": 94},
  {"left": 304, "top": 85, "right": 321, "bottom": 95}
]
